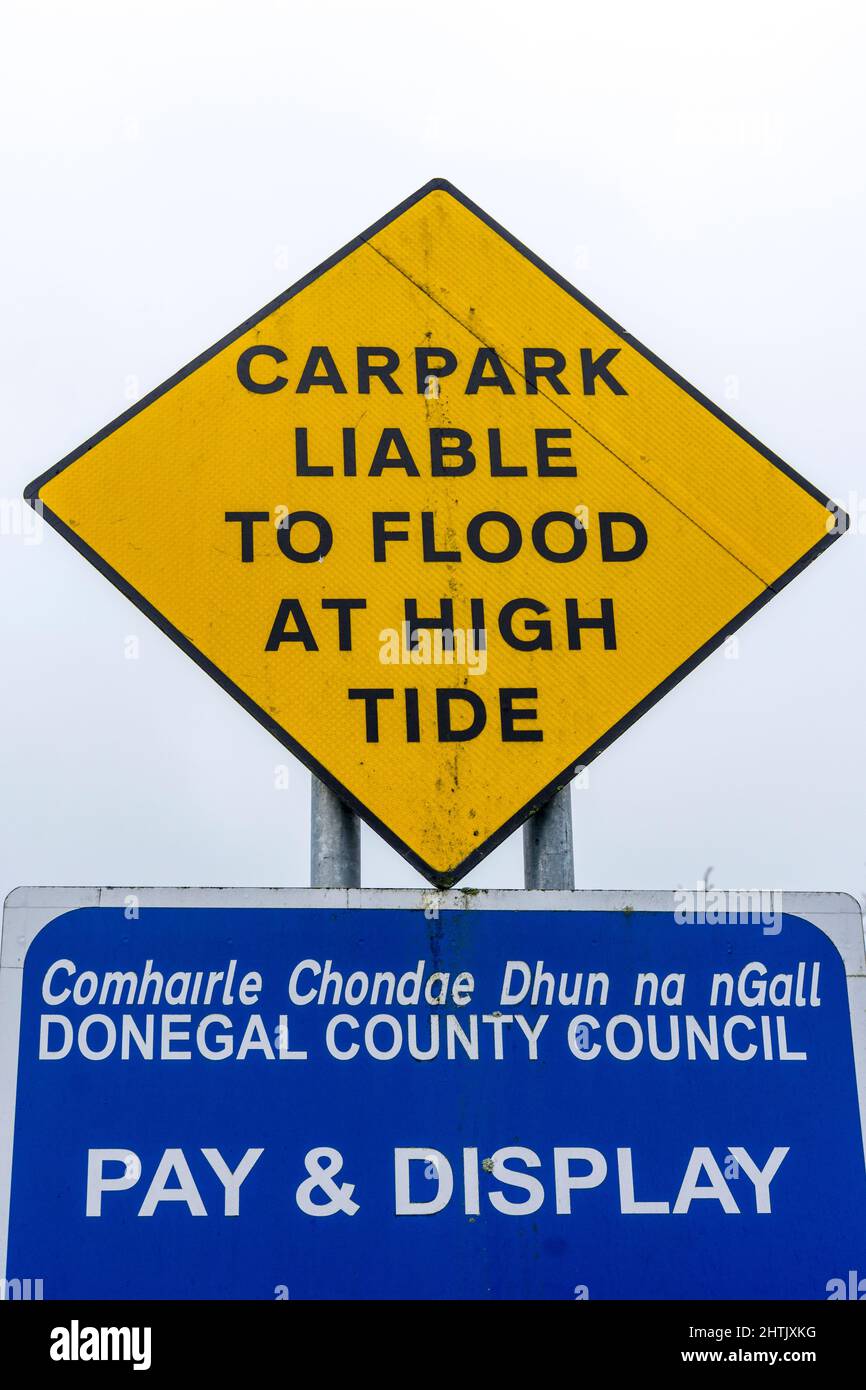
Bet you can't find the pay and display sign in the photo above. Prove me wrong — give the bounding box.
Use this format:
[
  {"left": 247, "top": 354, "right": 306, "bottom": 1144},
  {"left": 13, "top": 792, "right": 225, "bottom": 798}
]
[
  {"left": 25, "top": 182, "right": 844, "bottom": 883},
  {"left": 2, "top": 889, "right": 865, "bottom": 1300}
]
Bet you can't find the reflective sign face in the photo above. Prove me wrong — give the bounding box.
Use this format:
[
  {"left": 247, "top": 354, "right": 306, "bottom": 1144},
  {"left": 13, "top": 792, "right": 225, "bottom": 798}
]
[{"left": 26, "top": 181, "right": 844, "bottom": 883}]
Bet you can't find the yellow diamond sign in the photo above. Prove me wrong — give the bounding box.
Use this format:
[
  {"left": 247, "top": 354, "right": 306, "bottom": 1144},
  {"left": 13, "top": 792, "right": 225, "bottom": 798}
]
[{"left": 27, "top": 180, "right": 844, "bottom": 884}]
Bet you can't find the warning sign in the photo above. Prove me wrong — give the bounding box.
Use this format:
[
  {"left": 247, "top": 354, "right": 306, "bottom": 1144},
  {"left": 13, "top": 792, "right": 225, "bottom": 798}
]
[{"left": 25, "top": 180, "right": 844, "bottom": 883}]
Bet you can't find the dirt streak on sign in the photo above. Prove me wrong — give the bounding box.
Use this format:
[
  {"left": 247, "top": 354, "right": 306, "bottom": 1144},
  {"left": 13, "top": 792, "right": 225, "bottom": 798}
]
[{"left": 25, "top": 180, "right": 845, "bottom": 883}]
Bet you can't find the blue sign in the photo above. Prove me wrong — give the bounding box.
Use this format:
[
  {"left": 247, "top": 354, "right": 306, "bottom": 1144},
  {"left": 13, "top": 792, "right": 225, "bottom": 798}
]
[{"left": 3, "top": 891, "right": 866, "bottom": 1299}]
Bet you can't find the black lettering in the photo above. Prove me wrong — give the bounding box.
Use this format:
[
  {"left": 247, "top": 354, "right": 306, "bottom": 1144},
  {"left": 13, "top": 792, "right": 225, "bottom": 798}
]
[
  {"left": 470, "top": 598, "right": 487, "bottom": 652},
  {"left": 466, "top": 511, "right": 522, "bottom": 563},
  {"left": 536, "top": 428, "right": 576, "bottom": 477},
  {"left": 236, "top": 346, "right": 287, "bottom": 394},
  {"left": 404, "top": 598, "right": 455, "bottom": 648},
  {"left": 369, "top": 428, "right": 419, "bottom": 477},
  {"left": 437, "top": 689, "right": 487, "bottom": 742},
  {"left": 430, "top": 428, "right": 476, "bottom": 477},
  {"left": 295, "top": 427, "right": 332, "bottom": 477},
  {"left": 524, "top": 348, "right": 568, "bottom": 395},
  {"left": 499, "top": 600, "right": 552, "bottom": 652},
  {"left": 405, "top": 688, "right": 420, "bottom": 743},
  {"left": 321, "top": 598, "right": 366, "bottom": 651},
  {"left": 265, "top": 599, "right": 318, "bottom": 651},
  {"left": 348, "top": 689, "right": 393, "bottom": 742},
  {"left": 415, "top": 347, "right": 458, "bottom": 394},
  {"left": 373, "top": 512, "right": 410, "bottom": 561},
  {"left": 296, "top": 346, "right": 347, "bottom": 393},
  {"left": 500, "top": 688, "right": 543, "bottom": 742},
  {"left": 342, "top": 427, "right": 357, "bottom": 477},
  {"left": 357, "top": 347, "right": 402, "bottom": 394},
  {"left": 532, "top": 512, "right": 588, "bottom": 562},
  {"left": 421, "top": 512, "right": 460, "bottom": 563},
  {"left": 565, "top": 598, "right": 617, "bottom": 650},
  {"left": 580, "top": 347, "right": 627, "bottom": 396},
  {"left": 599, "top": 511, "right": 648, "bottom": 561},
  {"left": 466, "top": 347, "right": 515, "bottom": 395},
  {"left": 489, "top": 427, "right": 525, "bottom": 477},
  {"left": 275, "top": 511, "right": 333, "bottom": 563},
  {"left": 224, "top": 511, "right": 269, "bottom": 562}
]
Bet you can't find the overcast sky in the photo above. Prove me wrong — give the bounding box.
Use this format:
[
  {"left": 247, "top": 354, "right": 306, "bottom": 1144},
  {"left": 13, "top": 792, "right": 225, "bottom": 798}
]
[{"left": 1, "top": 0, "right": 863, "bottom": 903}]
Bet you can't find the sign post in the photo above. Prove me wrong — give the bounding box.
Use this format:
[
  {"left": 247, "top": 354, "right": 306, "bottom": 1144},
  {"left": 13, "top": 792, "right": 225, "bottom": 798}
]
[
  {"left": 523, "top": 787, "right": 575, "bottom": 889},
  {"left": 310, "top": 778, "right": 360, "bottom": 888}
]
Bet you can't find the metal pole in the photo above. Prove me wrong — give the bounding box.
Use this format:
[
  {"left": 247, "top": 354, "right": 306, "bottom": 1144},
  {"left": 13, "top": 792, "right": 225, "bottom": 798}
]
[
  {"left": 310, "top": 776, "right": 360, "bottom": 887},
  {"left": 523, "top": 786, "right": 575, "bottom": 889}
]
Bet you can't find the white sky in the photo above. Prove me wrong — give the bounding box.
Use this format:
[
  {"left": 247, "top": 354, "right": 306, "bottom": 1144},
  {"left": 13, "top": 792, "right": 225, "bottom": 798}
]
[{"left": 1, "top": 0, "right": 864, "bottom": 901}]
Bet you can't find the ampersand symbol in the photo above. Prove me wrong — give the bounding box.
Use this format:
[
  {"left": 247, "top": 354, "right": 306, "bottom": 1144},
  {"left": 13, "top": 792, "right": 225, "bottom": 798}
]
[{"left": 296, "top": 1147, "right": 360, "bottom": 1216}]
